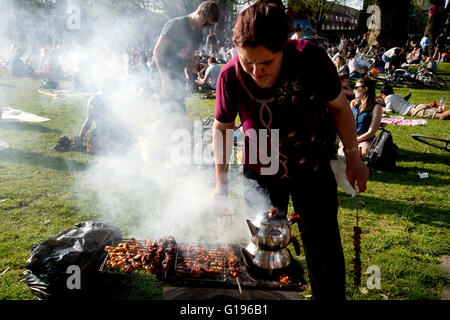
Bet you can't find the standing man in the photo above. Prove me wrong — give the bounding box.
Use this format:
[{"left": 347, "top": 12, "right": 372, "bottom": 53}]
[
  {"left": 420, "top": 34, "right": 431, "bottom": 56},
  {"left": 206, "top": 28, "right": 218, "bottom": 55},
  {"left": 434, "top": 32, "right": 447, "bottom": 62},
  {"left": 153, "top": 1, "right": 219, "bottom": 115}
]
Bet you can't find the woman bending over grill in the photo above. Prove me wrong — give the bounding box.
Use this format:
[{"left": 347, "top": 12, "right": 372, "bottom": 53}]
[{"left": 211, "top": 1, "right": 368, "bottom": 301}]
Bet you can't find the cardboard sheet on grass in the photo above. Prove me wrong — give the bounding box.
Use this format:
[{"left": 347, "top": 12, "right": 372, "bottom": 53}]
[
  {"left": 0, "top": 140, "right": 9, "bottom": 151},
  {"left": 1, "top": 107, "right": 50, "bottom": 123},
  {"left": 38, "top": 88, "right": 93, "bottom": 99}
]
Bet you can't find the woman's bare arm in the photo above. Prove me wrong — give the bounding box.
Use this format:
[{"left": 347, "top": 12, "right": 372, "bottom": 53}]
[
  {"left": 327, "top": 90, "right": 369, "bottom": 192},
  {"left": 356, "top": 104, "right": 383, "bottom": 143}
]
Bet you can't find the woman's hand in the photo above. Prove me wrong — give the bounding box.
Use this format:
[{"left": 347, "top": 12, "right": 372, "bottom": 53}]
[
  {"left": 346, "top": 156, "right": 369, "bottom": 193},
  {"left": 211, "top": 183, "right": 229, "bottom": 216}
]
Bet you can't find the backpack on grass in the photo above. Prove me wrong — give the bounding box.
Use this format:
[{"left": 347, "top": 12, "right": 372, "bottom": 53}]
[{"left": 367, "top": 128, "right": 398, "bottom": 171}]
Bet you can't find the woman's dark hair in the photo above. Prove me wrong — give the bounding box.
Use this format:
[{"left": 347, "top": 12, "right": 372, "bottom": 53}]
[
  {"left": 354, "top": 78, "right": 377, "bottom": 112},
  {"left": 336, "top": 55, "right": 345, "bottom": 63},
  {"left": 348, "top": 48, "right": 357, "bottom": 59},
  {"left": 256, "top": 0, "right": 285, "bottom": 8},
  {"left": 380, "top": 84, "right": 394, "bottom": 96},
  {"left": 232, "top": 1, "right": 288, "bottom": 53},
  {"left": 339, "top": 72, "right": 349, "bottom": 80}
]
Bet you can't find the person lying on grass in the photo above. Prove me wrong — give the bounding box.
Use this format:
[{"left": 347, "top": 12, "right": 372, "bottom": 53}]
[{"left": 377, "top": 84, "right": 450, "bottom": 120}]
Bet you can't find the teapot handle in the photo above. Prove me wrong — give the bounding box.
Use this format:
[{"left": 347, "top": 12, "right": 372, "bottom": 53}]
[
  {"left": 288, "top": 213, "right": 301, "bottom": 225},
  {"left": 289, "top": 213, "right": 302, "bottom": 256},
  {"left": 290, "top": 235, "right": 302, "bottom": 256}
]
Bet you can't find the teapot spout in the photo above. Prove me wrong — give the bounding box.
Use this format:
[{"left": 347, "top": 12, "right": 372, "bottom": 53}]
[{"left": 246, "top": 219, "right": 259, "bottom": 237}]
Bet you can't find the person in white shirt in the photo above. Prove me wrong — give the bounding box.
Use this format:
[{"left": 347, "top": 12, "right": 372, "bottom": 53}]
[
  {"left": 422, "top": 53, "right": 438, "bottom": 74},
  {"left": 195, "top": 56, "right": 221, "bottom": 90},
  {"left": 217, "top": 46, "right": 228, "bottom": 63},
  {"left": 347, "top": 49, "right": 360, "bottom": 80},
  {"left": 420, "top": 34, "right": 430, "bottom": 56},
  {"left": 226, "top": 47, "right": 237, "bottom": 59},
  {"left": 290, "top": 26, "right": 302, "bottom": 39},
  {"left": 379, "top": 84, "right": 450, "bottom": 119},
  {"left": 332, "top": 48, "right": 348, "bottom": 63},
  {"left": 382, "top": 47, "right": 400, "bottom": 63}
]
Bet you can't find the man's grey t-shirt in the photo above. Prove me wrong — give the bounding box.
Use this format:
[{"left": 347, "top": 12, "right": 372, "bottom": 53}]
[
  {"left": 204, "top": 63, "right": 221, "bottom": 89},
  {"left": 160, "top": 15, "right": 203, "bottom": 80}
]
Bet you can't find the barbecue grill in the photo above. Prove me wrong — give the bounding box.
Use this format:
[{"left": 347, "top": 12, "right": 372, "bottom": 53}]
[{"left": 99, "top": 238, "right": 307, "bottom": 295}]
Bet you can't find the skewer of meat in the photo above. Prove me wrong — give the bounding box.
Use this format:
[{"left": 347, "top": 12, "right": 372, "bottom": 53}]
[{"left": 353, "top": 183, "right": 362, "bottom": 286}]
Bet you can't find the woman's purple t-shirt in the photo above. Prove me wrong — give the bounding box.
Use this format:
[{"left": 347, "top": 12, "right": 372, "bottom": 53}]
[{"left": 215, "top": 40, "right": 342, "bottom": 179}]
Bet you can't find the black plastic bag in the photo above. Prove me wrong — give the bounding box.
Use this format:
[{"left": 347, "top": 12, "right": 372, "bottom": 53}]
[{"left": 25, "top": 221, "right": 123, "bottom": 300}]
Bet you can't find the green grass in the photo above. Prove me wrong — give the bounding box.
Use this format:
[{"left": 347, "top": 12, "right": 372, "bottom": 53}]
[{"left": 0, "top": 64, "right": 449, "bottom": 300}]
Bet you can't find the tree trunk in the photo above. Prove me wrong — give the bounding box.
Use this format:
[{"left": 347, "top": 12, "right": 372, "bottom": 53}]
[
  {"left": 214, "top": 0, "right": 229, "bottom": 45},
  {"left": 368, "top": 0, "right": 411, "bottom": 49},
  {"left": 424, "top": 0, "right": 446, "bottom": 53},
  {"left": 357, "top": 0, "right": 374, "bottom": 34}
]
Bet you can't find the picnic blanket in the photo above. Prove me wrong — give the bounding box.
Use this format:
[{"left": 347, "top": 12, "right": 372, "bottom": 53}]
[
  {"left": 381, "top": 117, "right": 427, "bottom": 126},
  {"left": 1, "top": 107, "right": 50, "bottom": 123}
]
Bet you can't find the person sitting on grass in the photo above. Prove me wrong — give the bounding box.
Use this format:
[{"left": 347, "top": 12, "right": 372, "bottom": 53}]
[
  {"left": 422, "top": 53, "right": 438, "bottom": 74},
  {"left": 349, "top": 78, "right": 383, "bottom": 159},
  {"left": 8, "top": 48, "right": 35, "bottom": 78},
  {"left": 217, "top": 46, "right": 228, "bottom": 64},
  {"left": 74, "top": 81, "right": 134, "bottom": 155},
  {"left": 406, "top": 43, "right": 422, "bottom": 64},
  {"left": 387, "top": 48, "right": 403, "bottom": 75},
  {"left": 334, "top": 56, "right": 349, "bottom": 75},
  {"left": 195, "top": 56, "right": 221, "bottom": 91},
  {"left": 378, "top": 84, "right": 450, "bottom": 120},
  {"left": 40, "top": 50, "right": 64, "bottom": 90},
  {"left": 339, "top": 73, "right": 354, "bottom": 102},
  {"left": 347, "top": 48, "right": 360, "bottom": 80}
]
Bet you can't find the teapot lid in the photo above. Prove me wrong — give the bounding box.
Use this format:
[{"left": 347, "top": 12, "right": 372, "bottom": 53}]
[{"left": 257, "top": 209, "right": 288, "bottom": 227}]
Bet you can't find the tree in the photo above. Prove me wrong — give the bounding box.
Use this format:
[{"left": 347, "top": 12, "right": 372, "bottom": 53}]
[
  {"left": 424, "top": 0, "right": 448, "bottom": 52},
  {"left": 288, "top": 0, "right": 349, "bottom": 33}
]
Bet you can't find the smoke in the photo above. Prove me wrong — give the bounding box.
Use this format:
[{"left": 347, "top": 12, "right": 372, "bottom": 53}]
[{"left": 0, "top": 0, "right": 272, "bottom": 246}]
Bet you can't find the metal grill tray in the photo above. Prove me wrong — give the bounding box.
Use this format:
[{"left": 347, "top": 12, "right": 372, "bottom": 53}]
[
  {"left": 99, "top": 239, "right": 157, "bottom": 275},
  {"left": 100, "top": 240, "right": 305, "bottom": 291}
]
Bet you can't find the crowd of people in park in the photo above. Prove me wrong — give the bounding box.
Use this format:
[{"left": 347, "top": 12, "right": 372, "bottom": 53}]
[
  {"left": 1, "top": 0, "right": 448, "bottom": 154},
  {"left": 3, "top": 44, "right": 65, "bottom": 89},
  {"left": 328, "top": 33, "right": 447, "bottom": 80},
  {"left": 327, "top": 31, "right": 450, "bottom": 132}
]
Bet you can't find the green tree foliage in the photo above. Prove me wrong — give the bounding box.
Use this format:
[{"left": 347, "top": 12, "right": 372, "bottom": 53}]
[{"left": 288, "top": 0, "right": 349, "bottom": 32}]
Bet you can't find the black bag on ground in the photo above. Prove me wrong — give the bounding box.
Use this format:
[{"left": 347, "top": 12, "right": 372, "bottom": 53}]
[
  {"left": 53, "top": 135, "right": 72, "bottom": 152},
  {"left": 25, "top": 221, "right": 123, "bottom": 300},
  {"left": 367, "top": 128, "right": 398, "bottom": 171}
]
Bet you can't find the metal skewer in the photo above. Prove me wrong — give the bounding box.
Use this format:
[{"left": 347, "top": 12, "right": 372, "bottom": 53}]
[
  {"left": 236, "top": 277, "right": 242, "bottom": 294},
  {"left": 355, "top": 181, "right": 360, "bottom": 227}
]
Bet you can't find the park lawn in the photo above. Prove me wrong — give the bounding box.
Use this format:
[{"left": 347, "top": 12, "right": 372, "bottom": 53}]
[{"left": 0, "top": 64, "right": 449, "bottom": 300}]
